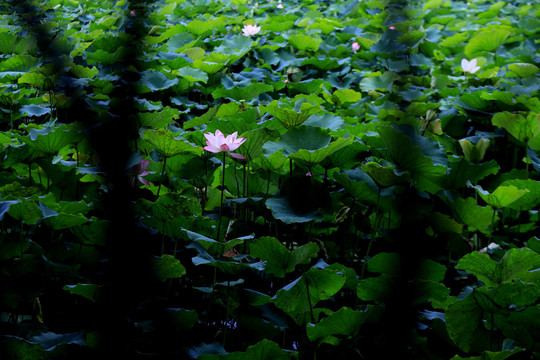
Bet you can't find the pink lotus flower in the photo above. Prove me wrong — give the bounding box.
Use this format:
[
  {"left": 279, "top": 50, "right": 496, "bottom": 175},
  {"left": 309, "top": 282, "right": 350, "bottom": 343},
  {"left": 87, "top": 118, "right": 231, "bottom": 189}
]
[
  {"left": 204, "top": 130, "right": 247, "bottom": 159},
  {"left": 128, "top": 159, "right": 150, "bottom": 188},
  {"left": 277, "top": 1, "right": 284, "bottom": 8},
  {"left": 242, "top": 24, "right": 261, "bottom": 36},
  {"left": 461, "top": 58, "right": 480, "bottom": 74},
  {"left": 389, "top": 26, "right": 396, "bottom": 30},
  {"left": 129, "top": 10, "right": 136, "bottom": 16},
  {"left": 352, "top": 42, "right": 360, "bottom": 53}
]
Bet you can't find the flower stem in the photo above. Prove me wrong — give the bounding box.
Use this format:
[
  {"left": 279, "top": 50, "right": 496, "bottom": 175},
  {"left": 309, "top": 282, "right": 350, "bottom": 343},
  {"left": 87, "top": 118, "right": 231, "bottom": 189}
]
[
  {"left": 156, "top": 156, "right": 167, "bottom": 197},
  {"left": 216, "top": 152, "right": 226, "bottom": 241}
]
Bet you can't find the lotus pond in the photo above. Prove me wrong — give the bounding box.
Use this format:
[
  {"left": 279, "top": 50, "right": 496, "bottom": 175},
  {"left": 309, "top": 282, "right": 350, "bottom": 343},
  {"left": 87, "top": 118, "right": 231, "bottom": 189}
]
[{"left": 1, "top": 0, "right": 540, "bottom": 359}]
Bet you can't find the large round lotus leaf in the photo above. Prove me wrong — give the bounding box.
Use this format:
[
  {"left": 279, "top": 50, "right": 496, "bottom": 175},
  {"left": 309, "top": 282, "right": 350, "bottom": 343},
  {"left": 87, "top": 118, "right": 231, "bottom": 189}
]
[
  {"left": 263, "top": 126, "right": 331, "bottom": 156},
  {"left": 139, "top": 70, "right": 179, "bottom": 92},
  {"left": 265, "top": 98, "right": 322, "bottom": 129},
  {"left": 235, "top": 128, "right": 279, "bottom": 161},
  {"left": 469, "top": 182, "right": 529, "bottom": 209},
  {"left": 272, "top": 267, "right": 346, "bottom": 325},
  {"left": 212, "top": 83, "right": 274, "bottom": 102},
  {"left": 143, "top": 129, "right": 201, "bottom": 158},
  {"left": 306, "top": 306, "right": 374, "bottom": 341},
  {"left": 177, "top": 67, "right": 208, "bottom": 84},
  {"left": 63, "top": 283, "right": 99, "bottom": 302},
  {"left": 19, "top": 104, "right": 50, "bottom": 117},
  {"left": 445, "top": 292, "right": 491, "bottom": 353},
  {"left": 451, "top": 196, "right": 497, "bottom": 235},
  {"left": 499, "top": 179, "right": 540, "bottom": 210},
  {"left": 250, "top": 236, "right": 319, "bottom": 278},
  {"left": 22, "top": 126, "right": 83, "bottom": 155},
  {"left": 152, "top": 254, "right": 186, "bottom": 281},
  {"left": 492, "top": 111, "right": 540, "bottom": 147},
  {"left": 361, "top": 160, "right": 410, "bottom": 188},
  {"left": 464, "top": 29, "right": 510, "bottom": 58},
  {"left": 289, "top": 137, "right": 354, "bottom": 167},
  {"left": 265, "top": 197, "right": 321, "bottom": 224},
  {"left": 288, "top": 33, "right": 321, "bottom": 52},
  {"left": 199, "top": 339, "right": 290, "bottom": 360}
]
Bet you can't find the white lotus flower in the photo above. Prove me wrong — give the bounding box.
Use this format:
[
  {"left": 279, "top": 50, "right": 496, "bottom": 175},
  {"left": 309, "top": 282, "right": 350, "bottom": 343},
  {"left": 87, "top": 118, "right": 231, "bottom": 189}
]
[
  {"left": 461, "top": 58, "right": 480, "bottom": 74},
  {"left": 242, "top": 24, "right": 261, "bottom": 36}
]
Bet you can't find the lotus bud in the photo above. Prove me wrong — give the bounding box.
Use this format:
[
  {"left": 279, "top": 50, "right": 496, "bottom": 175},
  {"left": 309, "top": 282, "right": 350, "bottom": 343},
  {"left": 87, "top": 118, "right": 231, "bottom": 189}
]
[{"left": 459, "top": 138, "right": 490, "bottom": 163}]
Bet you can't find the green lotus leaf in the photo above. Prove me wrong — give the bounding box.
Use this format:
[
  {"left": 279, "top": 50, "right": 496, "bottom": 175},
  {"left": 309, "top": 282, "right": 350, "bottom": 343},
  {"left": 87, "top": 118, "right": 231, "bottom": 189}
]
[
  {"left": 368, "top": 125, "right": 447, "bottom": 193},
  {"left": 486, "top": 282, "right": 540, "bottom": 308},
  {"left": 288, "top": 33, "right": 322, "bottom": 52},
  {"left": 138, "top": 70, "right": 179, "bottom": 92},
  {"left": 186, "top": 20, "right": 213, "bottom": 36},
  {"left": 0, "top": 54, "right": 39, "bottom": 74},
  {"left": 19, "top": 104, "right": 51, "bottom": 117},
  {"left": 63, "top": 283, "right": 100, "bottom": 302},
  {"left": 306, "top": 307, "right": 373, "bottom": 342},
  {"left": 302, "top": 56, "right": 343, "bottom": 71},
  {"left": 357, "top": 274, "right": 395, "bottom": 302},
  {"left": 507, "top": 63, "right": 540, "bottom": 78},
  {"left": 289, "top": 137, "right": 354, "bottom": 167},
  {"left": 287, "top": 79, "right": 325, "bottom": 94},
  {"left": 152, "top": 254, "right": 187, "bottom": 281},
  {"left": 272, "top": 267, "right": 346, "bottom": 325},
  {"left": 265, "top": 98, "right": 322, "bottom": 129},
  {"left": 361, "top": 160, "right": 411, "bottom": 188},
  {"left": 0, "top": 33, "right": 37, "bottom": 54},
  {"left": 359, "top": 71, "right": 400, "bottom": 92},
  {"left": 86, "top": 47, "right": 130, "bottom": 65},
  {"left": 263, "top": 126, "right": 331, "bottom": 156},
  {"left": 199, "top": 339, "right": 291, "bottom": 360},
  {"left": 469, "top": 183, "right": 529, "bottom": 209},
  {"left": 214, "top": 36, "right": 254, "bottom": 62},
  {"left": 214, "top": 164, "right": 278, "bottom": 197},
  {"left": 138, "top": 107, "right": 179, "bottom": 129},
  {"left": 265, "top": 197, "right": 321, "bottom": 224},
  {"left": 498, "top": 179, "right": 540, "bottom": 210},
  {"left": 332, "top": 89, "right": 362, "bottom": 105},
  {"left": 177, "top": 67, "right": 208, "bottom": 84},
  {"left": 458, "top": 248, "right": 540, "bottom": 288},
  {"left": 452, "top": 197, "right": 497, "bottom": 235},
  {"left": 183, "top": 229, "right": 249, "bottom": 257},
  {"left": 212, "top": 83, "right": 274, "bottom": 102},
  {"left": 444, "top": 158, "right": 499, "bottom": 189},
  {"left": 333, "top": 169, "right": 393, "bottom": 208},
  {"left": 143, "top": 129, "right": 201, "bottom": 158},
  {"left": 44, "top": 212, "right": 89, "bottom": 230},
  {"left": 165, "top": 32, "right": 196, "bottom": 52},
  {"left": 21, "top": 126, "right": 83, "bottom": 155},
  {"left": 6, "top": 199, "right": 42, "bottom": 225},
  {"left": 235, "top": 128, "right": 279, "bottom": 161},
  {"left": 492, "top": 111, "right": 540, "bottom": 148},
  {"left": 464, "top": 29, "right": 511, "bottom": 58},
  {"left": 446, "top": 292, "right": 491, "bottom": 353},
  {"left": 439, "top": 32, "right": 468, "bottom": 48},
  {"left": 250, "top": 236, "right": 319, "bottom": 278}
]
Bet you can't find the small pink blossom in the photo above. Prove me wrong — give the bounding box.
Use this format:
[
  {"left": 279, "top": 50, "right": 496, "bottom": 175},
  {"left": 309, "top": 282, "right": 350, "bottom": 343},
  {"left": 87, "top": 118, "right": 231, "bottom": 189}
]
[
  {"left": 204, "top": 130, "right": 247, "bottom": 159},
  {"left": 242, "top": 24, "right": 261, "bottom": 36},
  {"left": 128, "top": 159, "right": 150, "bottom": 188},
  {"left": 461, "top": 58, "right": 480, "bottom": 74},
  {"left": 352, "top": 42, "right": 360, "bottom": 53},
  {"left": 389, "top": 26, "right": 396, "bottom": 30},
  {"left": 277, "top": 1, "right": 284, "bottom": 8},
  {"left": 129, "top": 10, "right": 135, "bottom": 16}
]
